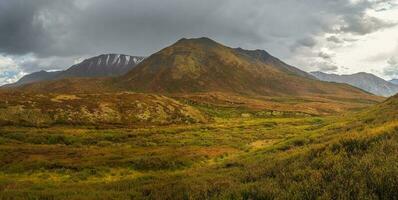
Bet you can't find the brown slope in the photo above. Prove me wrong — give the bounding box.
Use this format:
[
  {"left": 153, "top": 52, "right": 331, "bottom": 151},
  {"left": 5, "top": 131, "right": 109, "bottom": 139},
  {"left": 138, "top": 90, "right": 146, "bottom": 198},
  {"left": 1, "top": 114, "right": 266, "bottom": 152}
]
[
  {"left": 356, "top": 93, "right": 398, "bottom": 124},
  {"left": 9, "top": 77, "right": 118, "bottom": 94},
  {"left": 0, "top": 91, "right": 208, "bottom": 126},
  {"left": 5, "top": 37, "right": 382, "bottom": 116},
  {"left": 117, "top": 37, "right": 376, "bottom": 99}
]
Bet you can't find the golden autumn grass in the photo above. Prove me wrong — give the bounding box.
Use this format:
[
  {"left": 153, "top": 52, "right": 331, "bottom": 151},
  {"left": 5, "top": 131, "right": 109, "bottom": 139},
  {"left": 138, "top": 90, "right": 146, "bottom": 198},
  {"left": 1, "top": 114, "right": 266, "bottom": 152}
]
[
  {"left": 0, "top": 94, "right": 397, "bottom": 199},
  {"left": 0, "top": 37, "right": 394, "bottom": 199}
]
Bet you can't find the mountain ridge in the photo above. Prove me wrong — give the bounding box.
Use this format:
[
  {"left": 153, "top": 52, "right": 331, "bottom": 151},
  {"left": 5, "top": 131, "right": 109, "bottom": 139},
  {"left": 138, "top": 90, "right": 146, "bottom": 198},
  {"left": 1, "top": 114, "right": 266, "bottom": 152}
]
[
  {"left": 5, "top": 54, "right": 145, "bottom": 87},
  {"left": 117, "top": 37, "right": 374, "bottom": 98},
  {"left": 389, "top": 79, "right": 398, "bottom": 85},
  {"left": 311, "top": 71, "right": 398, "bottom": 97},
  {"left": 3, "top": 37, "right": 382, "bottom": 115}
]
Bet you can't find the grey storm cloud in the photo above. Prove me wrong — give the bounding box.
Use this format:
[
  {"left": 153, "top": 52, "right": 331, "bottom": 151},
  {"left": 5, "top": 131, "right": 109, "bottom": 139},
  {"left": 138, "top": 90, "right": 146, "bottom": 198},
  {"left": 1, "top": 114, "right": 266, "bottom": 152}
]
[
  {"left": 338, "top": 14, "right": 397, "bottom": 35},
  {"left": 317, "top": 62, "right": 339, "bottom": 72},
  {"left": 318, "top": 51, "right": 332, "bottom": 60},
  {"left": 298, "top": 38, "right": 317, "bottom": 48},
  {"left": 0, "top": 0, "right": 396, "bottom": 73},
  {"left": 0, "top": 0, "right": 55, "bottom": 55},
  {"left": 326, "top": 36, "right": 344, "bottom": 44}
]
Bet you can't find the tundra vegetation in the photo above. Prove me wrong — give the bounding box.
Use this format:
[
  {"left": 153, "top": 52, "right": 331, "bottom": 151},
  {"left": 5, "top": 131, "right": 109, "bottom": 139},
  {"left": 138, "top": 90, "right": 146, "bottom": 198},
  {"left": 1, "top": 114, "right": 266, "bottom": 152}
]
[
  {"left": 0, "top": 92, "right": 397, "bottom": 200},
  {"left": 0, "top": 38, "right": 396, "bottom": 199}
]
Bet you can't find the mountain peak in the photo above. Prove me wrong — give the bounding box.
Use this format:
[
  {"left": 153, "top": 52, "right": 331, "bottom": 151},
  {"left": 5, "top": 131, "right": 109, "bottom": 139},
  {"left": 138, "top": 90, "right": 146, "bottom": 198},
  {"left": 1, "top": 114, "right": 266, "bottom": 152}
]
[
  {"left": 177, "top": 37, "right": 216, "bottom": 43},
  {"left": 175, "top": 37, "right": 222, "bottom": 48},
  {"left": 353, "top": 72, "right": 375, "bottom": 77},
  {"left": 58, "top": 54, "right": 145, "bottom": 78},
  {"left": 7, "top": 54, "right": 145, "bottom": 87},
  {"left": 118, "top": 38, "right": 367, "bottom": 97},
  {"left": 311, "top": 71, "right": 398, "bottom": 97}
]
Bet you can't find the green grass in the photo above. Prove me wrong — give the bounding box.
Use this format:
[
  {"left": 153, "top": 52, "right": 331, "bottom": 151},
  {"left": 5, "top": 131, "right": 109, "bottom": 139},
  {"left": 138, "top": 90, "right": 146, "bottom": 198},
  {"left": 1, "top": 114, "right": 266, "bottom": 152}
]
[{"left": 0, "top": 105, "right": 397, "bottom": 199}]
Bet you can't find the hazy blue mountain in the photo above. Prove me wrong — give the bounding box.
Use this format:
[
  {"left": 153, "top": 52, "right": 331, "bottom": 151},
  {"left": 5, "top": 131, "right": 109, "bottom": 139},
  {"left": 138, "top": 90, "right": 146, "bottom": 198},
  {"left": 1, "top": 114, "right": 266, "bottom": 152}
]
[
  {"left": 311, "top": 71, "right": 398, "bottom": 97},
  {"left": 389, "top": 79, "right": 398, "bottom": 85}
]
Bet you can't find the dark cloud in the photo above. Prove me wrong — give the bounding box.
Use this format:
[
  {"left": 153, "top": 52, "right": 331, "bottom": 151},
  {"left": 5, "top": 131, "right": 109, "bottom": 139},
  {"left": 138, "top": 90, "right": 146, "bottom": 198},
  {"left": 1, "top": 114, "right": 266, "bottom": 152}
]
[
  {"left": 317, "top": 62, "right": 339, "bottom": 72},
  {"left": 290, "top": 37, "right": 318, "bottom": 52},
  {"left": 298, "top": 37, "right": 317, "bottom": 48},
  {"left": 318, "top": 51, "right": 333, "bottom": 60},
  {"left": 0, "top": 0, "right": 74, "bottom": 56},
  {"left": 0, "top": 0, "right": 396, "bottom": 83},
  {"left": 326, "top": 36, "right": 344, "bottom": 44},
  {"left": 1, "top": 0, "right": 392, "bottom": 58},
  {"left": 337, "top": 14, "right": 397, "bottom": 35}
]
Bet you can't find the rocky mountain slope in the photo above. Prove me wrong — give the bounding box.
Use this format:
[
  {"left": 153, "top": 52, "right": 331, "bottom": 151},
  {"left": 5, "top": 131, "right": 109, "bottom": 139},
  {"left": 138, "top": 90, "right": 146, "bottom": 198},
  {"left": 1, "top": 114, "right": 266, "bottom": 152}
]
[
  {"left": 6, "top": 54, "right": 144, "bottom": 87},
  {"left": 3, "top": 38, "right": 382, "bottom": 116},
  {"left": 311, "top": 71, "right": 398, "bottom": 97},
  {"left": 117, "top": 38, "right": 371, "bottom": 98},
  {"left": 59, "top": 54, "right": 145, "bottom": 78},
  {"left": 8, "top": 70, "right": 62, "bottom": 86}
]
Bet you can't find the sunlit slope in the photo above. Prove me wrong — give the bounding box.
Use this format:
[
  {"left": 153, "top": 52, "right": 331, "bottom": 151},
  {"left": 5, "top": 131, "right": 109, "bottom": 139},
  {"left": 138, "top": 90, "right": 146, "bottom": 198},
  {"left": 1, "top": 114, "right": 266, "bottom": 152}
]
[
  {"left": 0, "top": 91, "right": 207, "bottom": 126},
  {"left": 1, "top": 37, "right": 383, "bottom": 116},
  {"left": 118, "top": 37, "right": 377, "bottom": 100}
]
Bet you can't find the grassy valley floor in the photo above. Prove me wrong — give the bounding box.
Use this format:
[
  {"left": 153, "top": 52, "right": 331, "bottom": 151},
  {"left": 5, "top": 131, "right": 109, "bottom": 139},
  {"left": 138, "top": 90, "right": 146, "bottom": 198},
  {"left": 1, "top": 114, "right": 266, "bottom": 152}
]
[{"left": 0, "top": 103, "right": 397, "bottom": 200}]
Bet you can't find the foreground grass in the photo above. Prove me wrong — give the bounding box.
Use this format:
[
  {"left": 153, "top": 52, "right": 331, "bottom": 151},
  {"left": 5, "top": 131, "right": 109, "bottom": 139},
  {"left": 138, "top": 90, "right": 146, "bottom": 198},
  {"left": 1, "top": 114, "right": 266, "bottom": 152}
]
[{"left": 0, "top": 108, "right": 397, "bottom": 199}]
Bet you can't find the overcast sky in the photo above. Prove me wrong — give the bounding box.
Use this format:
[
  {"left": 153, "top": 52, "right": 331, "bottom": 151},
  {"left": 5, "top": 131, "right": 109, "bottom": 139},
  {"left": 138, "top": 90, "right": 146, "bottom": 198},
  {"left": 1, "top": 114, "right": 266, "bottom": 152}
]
[{"left": 1, "top": 0, "right": 398, "bottom": 85}]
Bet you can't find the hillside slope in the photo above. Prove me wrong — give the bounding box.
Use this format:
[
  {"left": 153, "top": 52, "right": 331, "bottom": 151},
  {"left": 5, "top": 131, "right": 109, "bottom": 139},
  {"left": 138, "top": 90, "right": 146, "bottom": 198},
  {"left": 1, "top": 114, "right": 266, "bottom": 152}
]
[
  {"left": 0, "top": 88, "right": 396, "bottom": 199},
  {"left": 118, "top": 38, "right": 375, "bottom": 99},
  {"left": 5, "top": 38, "right": 383, "bottom": 115},
  {"left": 357, "top": 93, "right": 398, "bottom": 124},
  {"left": 5, "top": 70, "right": 62, "bottom": 86},
  {"left": 0, "top": 91, "right": 207, "bottom": 126},
  {"left": 311, "top": 71, "right": 398, "bottom": 97},
  {"left": 59, "top": 54, "right": 145, "bottom": 78},
  {"left": 6, "top": 54, "right": 144, "bottom": 87}
]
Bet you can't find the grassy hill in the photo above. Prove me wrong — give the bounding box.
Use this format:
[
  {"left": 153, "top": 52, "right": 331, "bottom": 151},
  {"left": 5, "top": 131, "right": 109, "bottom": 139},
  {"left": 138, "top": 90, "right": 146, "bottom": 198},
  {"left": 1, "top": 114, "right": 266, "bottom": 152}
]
[
  {"left": 0, "top": 37, "right": 395, "bottom": 199},
  {"left": 357, "top": 94, "right": 398, "bottom": 124},
  {"left": 7, "top": 37, "right": 382, "bottom": 117},
  {"left": 118, "top": 38, "right": 375, "bottom": 98},
  {"left": 0, "top": 94, "right": 396, "bottom": 199},
  {"left": 0, "top": 91, "right": 207, "bottom": 126}
]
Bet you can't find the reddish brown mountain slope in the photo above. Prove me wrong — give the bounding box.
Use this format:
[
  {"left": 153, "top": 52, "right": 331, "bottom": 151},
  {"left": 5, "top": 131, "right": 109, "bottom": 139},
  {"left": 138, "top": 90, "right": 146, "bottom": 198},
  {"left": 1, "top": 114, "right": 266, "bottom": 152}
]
[
  {"left": 3, "top": 37, "right": 382, "bottom": 115},
  {"left": 117, "top": 37, "right": 372, "bottom": 98}
]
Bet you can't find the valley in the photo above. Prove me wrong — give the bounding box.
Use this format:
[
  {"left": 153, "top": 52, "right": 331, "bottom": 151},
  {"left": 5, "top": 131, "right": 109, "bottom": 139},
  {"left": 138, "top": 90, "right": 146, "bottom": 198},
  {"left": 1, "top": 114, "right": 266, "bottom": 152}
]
[
  {"left": 0, "top": 99, "right": 397, "bottom": 199},
  {"left": 2, "top": 1, "right": 398, "bottom": 199},
  {"left": 0, "top": 38, "right": 396, "bottom": 199}
]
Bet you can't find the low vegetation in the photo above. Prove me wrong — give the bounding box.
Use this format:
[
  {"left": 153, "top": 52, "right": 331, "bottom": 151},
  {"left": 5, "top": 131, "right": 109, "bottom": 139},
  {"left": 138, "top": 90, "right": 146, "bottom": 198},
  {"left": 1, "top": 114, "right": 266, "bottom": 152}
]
[
  {"left": 0, "top": 91, "right": 208, "bottom": 127},
  {"left": 0, "top": 96, "right": 396, "bottom": 199}
]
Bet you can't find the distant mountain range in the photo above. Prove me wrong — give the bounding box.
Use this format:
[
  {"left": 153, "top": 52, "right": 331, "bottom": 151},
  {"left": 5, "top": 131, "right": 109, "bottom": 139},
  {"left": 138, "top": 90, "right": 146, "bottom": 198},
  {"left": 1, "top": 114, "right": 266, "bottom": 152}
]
[
  {"left": 115, "top": 37, "right": 370, "bottom": 98},
  {"left": 12, "top": 38, "right": 376, "bottom": 99},
  {"left": 6, "top": 54, "right": 144, "bottom": 87},
  {"left": 311, "top": 71, "right": 398, "bottom": 97},
  {"left": 389, "top": 79, "right": 398, "bottom": 85},
  {"left": 1, "top": 37, "right": 382, "bottom": 116},
  {"left": 4, "top": 38, "right": 379, "bottom": 100}
]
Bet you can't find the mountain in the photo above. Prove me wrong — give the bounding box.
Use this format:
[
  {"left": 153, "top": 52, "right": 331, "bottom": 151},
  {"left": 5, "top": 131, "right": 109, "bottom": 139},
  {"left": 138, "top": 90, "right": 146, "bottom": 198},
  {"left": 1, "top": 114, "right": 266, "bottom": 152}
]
[
  {"left": 7, "top": 70, "right": 62, "bottom": 86},
  {"left": 6, "top": 38, "right": 382, "bottom": 115},
  {"left": 117, "top": 38, "right": 372, "bottom": 98},
  {"left": 6, "top": 54, "right": 144, "bottom": 87},
  {"left": 389, "top": 79, "right": 398, "bottom": 85},
  {"left": 311, "top": 71, "right": 398, "bottom": 97},
  {"left": 59, "top": 54, "right": 145, "bottom": 78}
]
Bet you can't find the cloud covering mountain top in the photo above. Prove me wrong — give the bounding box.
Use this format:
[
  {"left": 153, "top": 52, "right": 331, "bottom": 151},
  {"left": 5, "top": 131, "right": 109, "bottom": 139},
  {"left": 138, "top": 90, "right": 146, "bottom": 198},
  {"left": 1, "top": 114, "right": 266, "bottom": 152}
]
[{"left": 0, "top": 0, "right": 398, "bottom": 85}]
